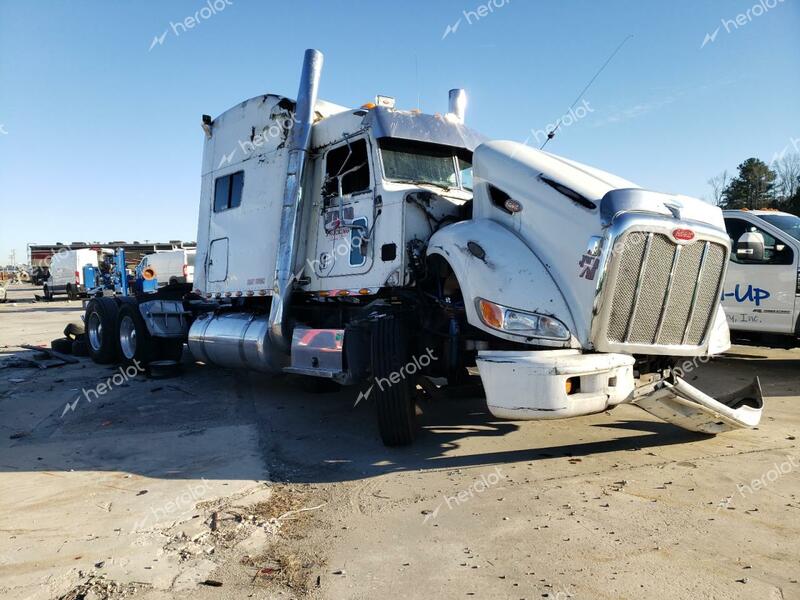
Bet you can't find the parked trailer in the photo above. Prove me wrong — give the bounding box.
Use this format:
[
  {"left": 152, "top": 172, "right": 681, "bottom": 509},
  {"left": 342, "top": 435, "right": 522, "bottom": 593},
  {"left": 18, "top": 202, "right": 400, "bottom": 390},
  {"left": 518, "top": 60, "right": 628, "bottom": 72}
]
[{"left": 83, "top": 49, "right": 763, "bottom": 446}]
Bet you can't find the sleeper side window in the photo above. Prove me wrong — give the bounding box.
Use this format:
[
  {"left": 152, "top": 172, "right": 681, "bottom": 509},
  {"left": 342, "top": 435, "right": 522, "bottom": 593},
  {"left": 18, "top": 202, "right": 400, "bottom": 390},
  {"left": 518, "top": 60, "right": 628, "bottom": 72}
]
[
  {"left": 322, "top": 139, "right": 370, "bottom": 202},
  {"left": 214, "top": 171, "right": 244, "bottom": 212}
]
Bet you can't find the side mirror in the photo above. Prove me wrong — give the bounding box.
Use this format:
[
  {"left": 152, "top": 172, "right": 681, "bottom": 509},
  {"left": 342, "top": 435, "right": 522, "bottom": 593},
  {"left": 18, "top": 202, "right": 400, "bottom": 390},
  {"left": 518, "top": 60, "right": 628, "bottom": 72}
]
[{"left": 736, "top": 230, "right": 765, "bottom": 262}]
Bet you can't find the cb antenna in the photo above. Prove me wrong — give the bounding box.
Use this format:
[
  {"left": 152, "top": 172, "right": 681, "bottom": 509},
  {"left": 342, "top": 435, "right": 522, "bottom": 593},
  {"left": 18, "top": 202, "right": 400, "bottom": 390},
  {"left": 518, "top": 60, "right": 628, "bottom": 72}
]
[{"left": 540, "top": 34, "right": 633, "bottom": 150}]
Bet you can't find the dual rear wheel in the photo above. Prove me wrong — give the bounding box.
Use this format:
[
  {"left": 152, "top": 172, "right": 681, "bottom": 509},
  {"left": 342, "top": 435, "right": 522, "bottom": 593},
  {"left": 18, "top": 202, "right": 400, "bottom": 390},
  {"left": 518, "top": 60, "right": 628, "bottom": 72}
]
[{"left": 84, "top": 298, "right": 183, "bottom": 366}]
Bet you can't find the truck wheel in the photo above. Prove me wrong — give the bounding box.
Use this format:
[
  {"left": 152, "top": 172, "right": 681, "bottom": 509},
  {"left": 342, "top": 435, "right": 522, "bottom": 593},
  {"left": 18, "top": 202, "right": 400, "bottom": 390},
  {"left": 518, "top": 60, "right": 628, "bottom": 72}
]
[
  {"left": 85, "top": 297, "right": 120, "bottom": 363},
  {"left": 371, "top": 315, "right": 417, "bottom": 446},
  {"left": 117, "top": 303, "right": 157, "bottom": 366},
  {"left": 66, "top": 284, "right": 78, "bottom": 301}
]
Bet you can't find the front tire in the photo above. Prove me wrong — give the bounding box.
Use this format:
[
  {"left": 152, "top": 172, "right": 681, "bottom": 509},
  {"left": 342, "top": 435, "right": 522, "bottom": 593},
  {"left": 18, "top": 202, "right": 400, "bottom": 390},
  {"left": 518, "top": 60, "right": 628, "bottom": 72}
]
[
  {"left": 85, "top": 297, "right": 120, "bottom": 363},
  {"left": 117, "top": 303, "right": 157, "bottom": 366},
  {"left": 371, "top": 315, "right": 418, "bottom": 447}
]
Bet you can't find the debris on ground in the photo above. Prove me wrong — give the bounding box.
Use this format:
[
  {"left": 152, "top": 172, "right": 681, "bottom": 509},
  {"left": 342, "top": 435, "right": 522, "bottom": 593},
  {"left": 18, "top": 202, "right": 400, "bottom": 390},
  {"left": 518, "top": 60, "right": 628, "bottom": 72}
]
[{"left": 56, "top": 574, "right": 151, "bottom": 600}]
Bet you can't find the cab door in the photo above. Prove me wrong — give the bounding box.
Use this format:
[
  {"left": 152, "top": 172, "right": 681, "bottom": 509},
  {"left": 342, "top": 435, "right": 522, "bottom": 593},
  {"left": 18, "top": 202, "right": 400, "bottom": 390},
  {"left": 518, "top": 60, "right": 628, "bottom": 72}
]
[
  {"left": 722, "top": 216, "right": 797, "bottom": 334},
  {"left": 311, "top": 136, "right": 375, "bottom": 284}
]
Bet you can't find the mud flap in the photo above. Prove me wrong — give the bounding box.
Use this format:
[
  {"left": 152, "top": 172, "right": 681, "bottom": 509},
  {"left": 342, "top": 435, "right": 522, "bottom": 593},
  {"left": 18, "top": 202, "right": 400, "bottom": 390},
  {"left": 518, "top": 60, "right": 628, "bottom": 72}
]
[{"left": 633, "top": 376, "right": 763, "bottom": 434}]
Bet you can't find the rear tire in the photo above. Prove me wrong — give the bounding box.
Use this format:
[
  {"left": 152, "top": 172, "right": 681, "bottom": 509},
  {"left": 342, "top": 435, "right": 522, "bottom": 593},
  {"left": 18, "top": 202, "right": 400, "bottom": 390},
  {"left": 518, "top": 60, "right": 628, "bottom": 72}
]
[
  {"left": 371, "top": 315, "right": 417, "bottom": 447},
  {"left": 66, "top": 284, "right": 78, "bottom": 301},
  {"left": 85, "top": 297, "right": 120, "bottom": 364},
  {"left": 117, "top": 303, "right": 157, "bottom": 366}
]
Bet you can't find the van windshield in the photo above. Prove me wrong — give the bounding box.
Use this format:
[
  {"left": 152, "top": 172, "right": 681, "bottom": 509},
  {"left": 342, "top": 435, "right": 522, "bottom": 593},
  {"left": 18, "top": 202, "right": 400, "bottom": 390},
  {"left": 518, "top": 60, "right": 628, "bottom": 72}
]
[
  {"left": 379, "top": 139, "right": 472, "bottom": 191},
  {"left": 759, "top": 213, "right": 800, "bottom": 242}
]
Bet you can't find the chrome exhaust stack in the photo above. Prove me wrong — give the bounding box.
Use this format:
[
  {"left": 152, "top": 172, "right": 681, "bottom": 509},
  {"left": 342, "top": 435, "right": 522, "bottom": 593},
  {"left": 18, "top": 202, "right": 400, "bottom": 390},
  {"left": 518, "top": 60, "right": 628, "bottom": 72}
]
[
  {"left": 268, "top": 49, "right": 324, "bottom": 354},
  {"left": 447, "top": 88, "right": 467, "bottom": 124}
]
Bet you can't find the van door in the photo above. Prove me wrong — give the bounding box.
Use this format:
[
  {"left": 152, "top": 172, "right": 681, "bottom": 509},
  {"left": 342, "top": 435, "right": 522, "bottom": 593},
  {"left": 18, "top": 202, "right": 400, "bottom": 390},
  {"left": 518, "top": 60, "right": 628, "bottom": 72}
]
[
  {"left": 312, "top": 137, "right": 375, "bottom": 284},
  {"left": 722, "top": 217, "right": 796, "bottom": 334}
]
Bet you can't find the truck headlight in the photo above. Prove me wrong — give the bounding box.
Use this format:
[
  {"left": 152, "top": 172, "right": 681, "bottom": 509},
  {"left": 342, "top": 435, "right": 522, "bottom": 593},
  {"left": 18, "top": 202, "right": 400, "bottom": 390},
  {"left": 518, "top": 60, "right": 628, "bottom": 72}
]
[{"left": 476, "top": 298, "right": 570, "bottom": 340}]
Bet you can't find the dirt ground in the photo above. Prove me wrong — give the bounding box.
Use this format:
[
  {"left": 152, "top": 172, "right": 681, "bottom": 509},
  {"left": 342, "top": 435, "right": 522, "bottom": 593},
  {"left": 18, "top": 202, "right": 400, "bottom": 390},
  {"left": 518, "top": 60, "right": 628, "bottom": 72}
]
[{"left": 1, "top": 283, "right": 798, "bottom": 600}]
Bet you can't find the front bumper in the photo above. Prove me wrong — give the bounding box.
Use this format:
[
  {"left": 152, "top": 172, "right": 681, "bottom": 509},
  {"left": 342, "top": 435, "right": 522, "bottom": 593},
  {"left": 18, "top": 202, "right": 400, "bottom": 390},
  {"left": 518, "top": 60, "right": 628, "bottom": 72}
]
[
  {"left": 476, "top": 350, "right": 635, "bottom": 420},
  {"left": 476, "top": 349, "right": 763, "bottom": 433}
]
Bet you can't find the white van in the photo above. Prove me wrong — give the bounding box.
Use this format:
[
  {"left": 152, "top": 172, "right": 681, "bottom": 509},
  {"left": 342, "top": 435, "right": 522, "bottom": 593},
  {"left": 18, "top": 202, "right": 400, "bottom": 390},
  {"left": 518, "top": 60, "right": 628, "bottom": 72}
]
[
  {"left": 137, "top": 249, "right": 195, "bottom": 286},
  {"left": 44, "top": 248, "right": 98, "bottom": 300},
  {"left": 722, "top": 209, "right": 800, "bottom": 344}
]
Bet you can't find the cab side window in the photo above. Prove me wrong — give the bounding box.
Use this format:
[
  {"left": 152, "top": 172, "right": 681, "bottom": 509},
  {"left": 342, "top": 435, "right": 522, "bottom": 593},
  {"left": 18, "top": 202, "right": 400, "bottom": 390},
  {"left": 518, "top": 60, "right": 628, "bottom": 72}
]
[
  {"left": 724, "top": 217, "right": 794, "bottom": 265},
  {"left": 214, "top": 171, "right": 244, "bottom": 212},
  {"left": 322, "top": 139, "right": 371, "bottom": 202}
]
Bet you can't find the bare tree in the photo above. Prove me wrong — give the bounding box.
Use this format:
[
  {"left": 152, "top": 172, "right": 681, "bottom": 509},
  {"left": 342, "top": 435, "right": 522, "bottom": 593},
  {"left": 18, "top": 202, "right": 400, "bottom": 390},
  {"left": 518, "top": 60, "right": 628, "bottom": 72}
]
[
  {"left": 772, "top": 152, "right": 800, "bottom": 203},
  {"left": 707, "top": 170, "right": 729, "bottom": 206}
]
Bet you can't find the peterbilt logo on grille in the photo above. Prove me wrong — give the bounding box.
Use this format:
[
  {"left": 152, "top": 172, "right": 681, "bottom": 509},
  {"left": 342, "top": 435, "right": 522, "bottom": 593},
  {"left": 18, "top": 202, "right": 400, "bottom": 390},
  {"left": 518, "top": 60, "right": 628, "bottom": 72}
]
[{"left": 672, "top": 228, "right": 695, "bottom": 241}]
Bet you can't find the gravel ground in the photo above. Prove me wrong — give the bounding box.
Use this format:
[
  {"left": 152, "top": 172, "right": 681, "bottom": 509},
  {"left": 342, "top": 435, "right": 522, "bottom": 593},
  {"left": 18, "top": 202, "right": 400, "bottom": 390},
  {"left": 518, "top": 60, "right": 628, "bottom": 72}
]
[{"left": 1, "top": 283, "right": 798, "bottom": 600}]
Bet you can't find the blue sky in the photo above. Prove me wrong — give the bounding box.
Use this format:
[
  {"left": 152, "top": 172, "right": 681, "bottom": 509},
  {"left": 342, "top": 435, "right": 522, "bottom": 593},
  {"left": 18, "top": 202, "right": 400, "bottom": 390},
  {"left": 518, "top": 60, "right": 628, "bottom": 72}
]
[{"left": 1, "top": 0, "right": 798, "bottom": 264}]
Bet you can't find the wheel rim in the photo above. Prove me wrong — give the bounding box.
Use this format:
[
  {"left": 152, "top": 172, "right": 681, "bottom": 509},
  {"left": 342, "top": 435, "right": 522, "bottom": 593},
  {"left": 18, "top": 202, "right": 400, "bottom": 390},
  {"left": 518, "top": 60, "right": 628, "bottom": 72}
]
[
  {"left": 87, "top": 312, "right": 103, "bottom": 351},
  {"left": 119, "top": 315, "right": 137, "bottom": 360}
]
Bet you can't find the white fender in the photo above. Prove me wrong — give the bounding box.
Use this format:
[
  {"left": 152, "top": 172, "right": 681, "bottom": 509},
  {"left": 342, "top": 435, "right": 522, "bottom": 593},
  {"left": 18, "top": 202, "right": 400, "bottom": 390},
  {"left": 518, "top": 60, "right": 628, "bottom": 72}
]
[{"left": 427, "top": 218, "right": 580, "bottom": 348}]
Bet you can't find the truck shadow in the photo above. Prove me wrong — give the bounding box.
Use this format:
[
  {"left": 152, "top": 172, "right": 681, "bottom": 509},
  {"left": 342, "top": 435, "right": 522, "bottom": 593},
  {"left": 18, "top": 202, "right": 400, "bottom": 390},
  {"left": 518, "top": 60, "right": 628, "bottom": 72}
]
[
  {"left": 253, "top": 374, "right": 713, "bottom": 485},
  {"left": 0, "top": 356, "right": 775, "bottom": 486}
]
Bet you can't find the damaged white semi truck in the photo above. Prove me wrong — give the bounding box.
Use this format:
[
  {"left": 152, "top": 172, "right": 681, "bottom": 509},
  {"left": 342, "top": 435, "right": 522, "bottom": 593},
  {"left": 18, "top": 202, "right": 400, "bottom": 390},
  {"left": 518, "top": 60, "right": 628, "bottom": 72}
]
[{"left": 83, "top": 49, "right": 763, "bottom": 446}]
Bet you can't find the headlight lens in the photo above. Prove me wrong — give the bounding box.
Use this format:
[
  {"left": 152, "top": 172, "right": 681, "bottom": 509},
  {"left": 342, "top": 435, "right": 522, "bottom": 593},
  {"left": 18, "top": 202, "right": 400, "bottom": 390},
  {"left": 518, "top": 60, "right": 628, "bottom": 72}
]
[{"left": 476, "top": 298, "right": 570, "bottom": 340}]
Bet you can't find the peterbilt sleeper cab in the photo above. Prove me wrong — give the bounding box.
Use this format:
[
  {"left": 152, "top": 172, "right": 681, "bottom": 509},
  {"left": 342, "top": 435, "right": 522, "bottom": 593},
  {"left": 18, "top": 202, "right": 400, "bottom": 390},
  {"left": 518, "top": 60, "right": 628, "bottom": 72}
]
[{"left": 83, "top": 49, "right": 763, "bottom": 446}]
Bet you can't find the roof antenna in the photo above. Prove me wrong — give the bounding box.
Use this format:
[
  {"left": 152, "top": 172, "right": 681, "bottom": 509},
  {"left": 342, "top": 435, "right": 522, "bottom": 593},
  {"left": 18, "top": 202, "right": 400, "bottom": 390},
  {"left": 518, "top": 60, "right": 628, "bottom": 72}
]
[
  {"left": 415, "top": 54, "right": 420, "bottom": 111},
  {"left": 540, "top": 34, "right": 633, "bottom": 150}
]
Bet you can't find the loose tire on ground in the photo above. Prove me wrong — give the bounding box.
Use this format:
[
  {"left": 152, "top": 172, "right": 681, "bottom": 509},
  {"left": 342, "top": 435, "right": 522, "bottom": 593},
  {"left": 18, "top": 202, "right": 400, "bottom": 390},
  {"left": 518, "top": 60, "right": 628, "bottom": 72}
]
[
  {"left": 64, "top": 322, "right": 86, "bottom": 340},
  {"left": 371, "top": 315, "right": 418, "bottom": 446},
  {"left": 50, "top": 338, "right": 74, "bottom": 354},
  {"left": 117, "top": 303, "right": 158, "bottom": 366},
  {"left": 71, "top": 336, "right": 90, "bottom": 357},
  {"left": 85, "top": 297, "right": 120, "bottom": 364}
]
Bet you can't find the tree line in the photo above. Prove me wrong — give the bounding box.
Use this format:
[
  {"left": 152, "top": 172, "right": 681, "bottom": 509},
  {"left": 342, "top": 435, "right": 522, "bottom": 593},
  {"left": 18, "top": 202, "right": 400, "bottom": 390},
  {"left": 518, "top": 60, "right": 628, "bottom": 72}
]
[{"left": 707, "top": 148, "right": 800, "bottom": 214}]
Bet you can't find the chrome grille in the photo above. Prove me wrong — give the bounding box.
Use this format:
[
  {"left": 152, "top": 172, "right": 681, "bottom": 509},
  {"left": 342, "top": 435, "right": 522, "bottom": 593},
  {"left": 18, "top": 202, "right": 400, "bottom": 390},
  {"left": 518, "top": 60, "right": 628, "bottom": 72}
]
[{"left": 606, "top": 232, "right": 726, "bottom": 347}]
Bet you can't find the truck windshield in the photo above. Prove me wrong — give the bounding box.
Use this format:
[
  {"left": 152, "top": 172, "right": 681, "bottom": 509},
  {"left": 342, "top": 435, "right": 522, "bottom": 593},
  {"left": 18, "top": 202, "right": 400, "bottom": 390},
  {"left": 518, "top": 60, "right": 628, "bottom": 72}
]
[
  {"left": 759, "top": 213, "right": 800, "bottom": 242},
  {"left": 379, "top": 139, "right": 472, "bottom": 191}
]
